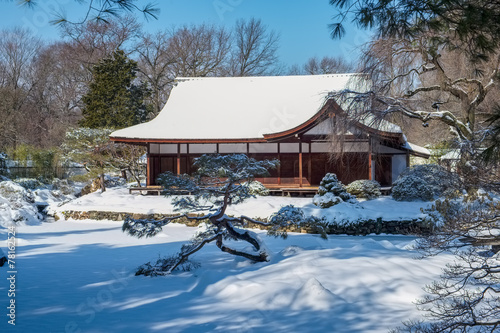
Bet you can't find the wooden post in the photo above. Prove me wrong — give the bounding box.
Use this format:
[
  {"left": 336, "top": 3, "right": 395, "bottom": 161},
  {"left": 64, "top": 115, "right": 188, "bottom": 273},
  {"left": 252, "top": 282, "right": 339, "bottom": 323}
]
[
  {"left": 299, "top": 141, "right": 303, "bottom": 187},
  {"left": 146, "top": 143, "right": 151, "bottom": 186},
  {"left": 368, "top": 137, "right": 373, "bottom": 180},
  {"left": 308, "top": 142, "right": 312, "bottom": 185},
  {"left": 186, "top": 144, "right": 191, "bottom": 175},
  {"left": 277, "top": 143, "right": 281, "bottom": 185},
  {"left": 176, "top": 143, "right": 181, "bottom": 175}
]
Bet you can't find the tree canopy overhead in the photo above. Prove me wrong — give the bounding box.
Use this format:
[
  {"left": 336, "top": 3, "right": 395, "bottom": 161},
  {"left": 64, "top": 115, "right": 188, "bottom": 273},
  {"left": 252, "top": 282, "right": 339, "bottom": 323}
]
[
  {"left": 328, "top": 0, "right": 500, "bottom": 160},
  {"left": 19, "top": 0, "right": 159, "bottom": 25},
  {"left": 330, "top": 0, "right": 500, "bottom": 62}
]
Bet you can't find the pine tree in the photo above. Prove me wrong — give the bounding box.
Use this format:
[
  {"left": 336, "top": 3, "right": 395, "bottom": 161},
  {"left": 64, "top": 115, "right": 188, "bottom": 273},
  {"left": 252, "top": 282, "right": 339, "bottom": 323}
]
[
  {"left": 122, "top": 154, "right": 327, "bottom": 276},
  {"left": 79, "top": 50, "right": 151, "bottom": 129}
]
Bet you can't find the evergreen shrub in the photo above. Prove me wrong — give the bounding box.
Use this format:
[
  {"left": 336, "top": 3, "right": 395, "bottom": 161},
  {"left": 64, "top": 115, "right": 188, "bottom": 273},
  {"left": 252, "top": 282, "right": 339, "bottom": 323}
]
[
  {"left": 244, "top": 180, "right": 269, "bottom": 196},
  {"left": 392, "top": 164, "right": 460, "bottom": 201},
  {"left": 346, "top": 180, "right": 381, "bottom": 200},
  {"left": 313, "top": 173, "right": 356, "bottom": 208}
]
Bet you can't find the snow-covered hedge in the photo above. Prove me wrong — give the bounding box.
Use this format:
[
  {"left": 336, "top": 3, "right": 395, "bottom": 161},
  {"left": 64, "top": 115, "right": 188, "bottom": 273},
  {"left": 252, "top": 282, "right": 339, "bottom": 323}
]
[
  {"left": 268, "top": 205, "right": 328, "bottom": 238},
  {"left": 346, "top": 180, "right": 381, "bottom": 200},
  {"left": 244, "top": 180, "right": 269, "bottom": 196},
  {"left": 392, "top": 164, "right": 460, "bottom": 201},
  {"left": 313, "top": 173, "right": 356, "bottom": 208}
]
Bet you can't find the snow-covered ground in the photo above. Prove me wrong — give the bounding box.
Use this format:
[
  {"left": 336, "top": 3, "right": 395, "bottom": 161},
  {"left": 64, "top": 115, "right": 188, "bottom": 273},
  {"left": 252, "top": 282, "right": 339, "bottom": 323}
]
[
  {"left": 0, "top": 219, "right": 450, "bottom": 333},
  {"left": 0, "top": 185, "right": 448, "bottom": 333}
]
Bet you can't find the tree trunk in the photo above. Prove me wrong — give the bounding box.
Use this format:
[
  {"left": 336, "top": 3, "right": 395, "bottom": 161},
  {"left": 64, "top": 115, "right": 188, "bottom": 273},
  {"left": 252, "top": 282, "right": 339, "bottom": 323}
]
[
  {"left": 100, "top": 173, "right": 106, "bottom": 192},
  {"left": 130, "top": 168, "right": 142, "bottom": 187},
  {"left": 216, "top": 236, "right": 268, "bottom": 262}
]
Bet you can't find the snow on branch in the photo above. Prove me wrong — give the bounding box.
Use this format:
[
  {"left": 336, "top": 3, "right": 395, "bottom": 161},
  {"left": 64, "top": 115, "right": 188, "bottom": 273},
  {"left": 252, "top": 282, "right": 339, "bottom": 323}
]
[
  {"left": 329, "top": 88, "right": 474, "bottom": 141},
  {"left": 122, "top": 213, "right": 210, "bottom": 238}
]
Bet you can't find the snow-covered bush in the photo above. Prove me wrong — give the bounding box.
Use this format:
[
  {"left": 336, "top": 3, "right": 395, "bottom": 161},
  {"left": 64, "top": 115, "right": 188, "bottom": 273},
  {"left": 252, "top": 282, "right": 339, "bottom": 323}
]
[
  {"left": 392, "top": 164, "right": 460, "bottom": 201},
  {"left": 313, "top": 192, "right": 344, "bottom": 208},
  {"left": 244, "top": 180, "right": 269, "bottom": 196},
  {"left": 313, "top": 173, "right": 356, "bottom": 208},
  {"left": 0, "top": 181, "right": 36, "bottom": 206},
  {"left": 392, "top": 177, "right": 434, "bottom": 201},
  {"left": 14, "top": 178, "right": 46, "bottom": 190},
  {"left": 104, "top": 175, "right": 127, "bottom": 188},
  {"left": 269, "top": 205, "right": 307, "bottom": 226},
  {"left": 0, "top": 181, "right": 41, "bottom": 226},
  {"left": 346, "top": 180, "right": 381, "bottom": 200},
  {"left": 51, "top": 179, "right": 77, "bottom": 196},
  {"left": 268, "top": 205, "right": 328, "bottom": 239},
  {"left": 81, "top": 175, "right": 126, "bottom": 195}
]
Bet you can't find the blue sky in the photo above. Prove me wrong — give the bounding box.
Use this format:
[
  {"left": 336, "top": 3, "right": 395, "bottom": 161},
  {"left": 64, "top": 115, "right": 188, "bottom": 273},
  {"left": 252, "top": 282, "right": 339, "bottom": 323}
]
[{"left": 0, "top": 0, "right": 371, "bottom": 67}]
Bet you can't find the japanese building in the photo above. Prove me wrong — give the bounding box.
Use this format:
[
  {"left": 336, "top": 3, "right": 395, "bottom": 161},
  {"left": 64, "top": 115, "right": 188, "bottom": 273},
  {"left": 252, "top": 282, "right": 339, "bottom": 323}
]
[{"left": 110, "top": 74, "right": 429, "bottom": 188}]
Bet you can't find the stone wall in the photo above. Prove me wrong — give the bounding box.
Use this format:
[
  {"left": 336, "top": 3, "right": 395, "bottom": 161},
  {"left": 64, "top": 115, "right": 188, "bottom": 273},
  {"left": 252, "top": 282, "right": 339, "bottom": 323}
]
[{"left": 58, "top": 210, "right": 433, "bottom": 236}]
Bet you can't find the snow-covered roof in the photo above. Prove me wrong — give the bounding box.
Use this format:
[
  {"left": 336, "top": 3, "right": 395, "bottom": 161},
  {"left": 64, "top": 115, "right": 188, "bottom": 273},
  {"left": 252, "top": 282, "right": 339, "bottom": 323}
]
[
  {"left": 402, "top": 142, "right": 431, "bottom": 157},
  {"left": 111, "top": 74, "right": 382, "bottom": 141}
]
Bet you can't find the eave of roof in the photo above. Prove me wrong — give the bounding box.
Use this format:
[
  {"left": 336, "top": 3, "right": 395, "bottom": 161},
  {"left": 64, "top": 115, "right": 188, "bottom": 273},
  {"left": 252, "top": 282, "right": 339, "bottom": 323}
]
[
  {"left": 262, "top": 99, "right": 339, "bottom": 141},
  {"left": 401, "top": 142, "right": 431, "bottom": 158}
]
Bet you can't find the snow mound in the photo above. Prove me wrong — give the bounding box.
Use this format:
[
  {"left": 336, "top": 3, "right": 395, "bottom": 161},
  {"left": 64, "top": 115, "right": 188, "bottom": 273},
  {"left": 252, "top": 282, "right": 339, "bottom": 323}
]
[
  {"left": 34, "top": 188, "right": 75, "bottom": 206},
  {"left": 0, "top": 181, "right": 41, "bottom": 227},
  {"left": 280, "top": 246, "right": 304, "bottom": 257},
  {"left": 291, "top": 277, "right": 346, "bottom": 311}
]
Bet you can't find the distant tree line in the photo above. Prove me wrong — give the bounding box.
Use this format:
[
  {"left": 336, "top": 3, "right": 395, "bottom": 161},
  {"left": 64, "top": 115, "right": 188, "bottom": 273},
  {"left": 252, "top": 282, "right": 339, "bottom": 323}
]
[{"left": 0, "top": 16, "right": 353, "bottom": 152}]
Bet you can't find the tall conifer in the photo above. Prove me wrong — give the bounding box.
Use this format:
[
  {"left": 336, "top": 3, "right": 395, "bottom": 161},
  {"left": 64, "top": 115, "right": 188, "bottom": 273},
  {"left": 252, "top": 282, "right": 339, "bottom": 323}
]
[{"left": 80, "top": 50, "right": 151, "bottom": 129}]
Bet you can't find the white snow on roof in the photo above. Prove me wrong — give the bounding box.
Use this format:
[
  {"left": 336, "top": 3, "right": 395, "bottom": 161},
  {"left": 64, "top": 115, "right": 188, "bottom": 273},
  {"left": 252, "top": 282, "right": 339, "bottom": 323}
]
[
  {"left": 402, "top": 142, "right": 431, "bottom": 157},
  {"left": 356, "top": 113, "right": 402, "bottom": 134},
  {"left": 111, "top": 74, "right": 363, "bottom": 141}
]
